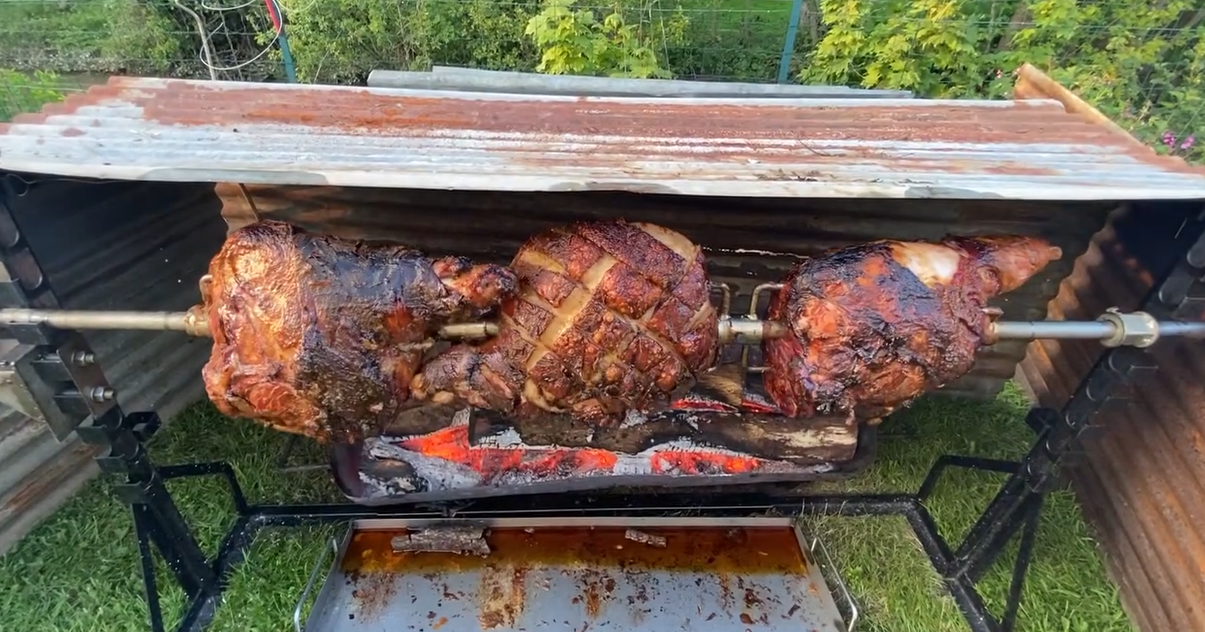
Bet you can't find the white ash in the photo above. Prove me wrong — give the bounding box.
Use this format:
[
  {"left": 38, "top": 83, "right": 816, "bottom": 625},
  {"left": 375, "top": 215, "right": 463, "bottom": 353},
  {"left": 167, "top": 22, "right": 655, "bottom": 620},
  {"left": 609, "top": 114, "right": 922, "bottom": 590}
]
[
  {"left": 473, "top": 427, "right": 525, "bottom": 448},
  {"left": 634, "top": 438, "right": 748, "bottom": 456},
  {"left": 740, "top": 392, "right": 776, "bottom": 409},
  {"left": 368, "top": 441, "right": 483, "bottom": 491},
  {"left": 451, "top": 408, "right": 472, "bottom": 426},
  {"left": 619, "top": 409, "right": 646, "bottom": 429},
  {"left": 359, "top": 470, "right": 422, "bottom": 498}
]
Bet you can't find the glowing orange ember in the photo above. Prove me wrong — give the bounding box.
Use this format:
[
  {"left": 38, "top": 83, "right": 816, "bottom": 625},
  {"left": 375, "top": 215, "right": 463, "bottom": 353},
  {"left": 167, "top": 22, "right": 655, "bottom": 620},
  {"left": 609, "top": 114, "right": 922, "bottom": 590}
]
[{"left": 391, "top": 407, "right": 773, "bottom": 482}]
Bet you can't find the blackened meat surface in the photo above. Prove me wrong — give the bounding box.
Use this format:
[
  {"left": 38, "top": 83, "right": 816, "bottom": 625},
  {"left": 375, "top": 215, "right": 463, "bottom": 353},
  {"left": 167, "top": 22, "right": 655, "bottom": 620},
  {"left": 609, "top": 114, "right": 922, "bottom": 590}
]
[
  {"left": 412, "top": 219, "right": 720, "bottom": 422},
  {"left": 201, "top": 220, "right": 517, "bottom": 443},
  {"left": 763, "top": 235, "right": 1062, "bottom": 422}
]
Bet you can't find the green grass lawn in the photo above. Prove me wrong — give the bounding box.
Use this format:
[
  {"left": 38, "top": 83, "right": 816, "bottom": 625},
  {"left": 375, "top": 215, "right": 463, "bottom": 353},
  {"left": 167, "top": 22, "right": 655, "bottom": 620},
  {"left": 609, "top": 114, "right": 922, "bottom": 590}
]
[{"left": 0, "top": 381, "right": 1130, "bottom": 632}]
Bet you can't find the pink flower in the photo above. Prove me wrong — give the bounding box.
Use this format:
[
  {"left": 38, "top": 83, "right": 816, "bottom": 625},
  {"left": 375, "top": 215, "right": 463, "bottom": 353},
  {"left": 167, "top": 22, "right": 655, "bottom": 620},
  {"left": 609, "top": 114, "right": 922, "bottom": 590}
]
[
  {"left": 1163, "top": 131, "right": 1176, "bottom": 147},
  {"left": 1180, "top": 135, "right": 1195, "bottom": 150}
]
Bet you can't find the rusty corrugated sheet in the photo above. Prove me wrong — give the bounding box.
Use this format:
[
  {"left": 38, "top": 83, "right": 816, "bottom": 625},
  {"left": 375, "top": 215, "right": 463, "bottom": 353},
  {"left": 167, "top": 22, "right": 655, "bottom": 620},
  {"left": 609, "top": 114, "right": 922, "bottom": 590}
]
[
  {"left": 1016, "top": 204, "right": 1205, "bottom": 632},
  {"left": 1010, "top": 61, "right": 1205, "bottom": 632},
  {"left": 0, "top": 177, "right": 227, "bottom": 554},
  {"left": 2, "top": 70, "right": 1205, "bottom": 199},
  {"left": 219, "top": 183, "right": 1114, "bottom": 401}
]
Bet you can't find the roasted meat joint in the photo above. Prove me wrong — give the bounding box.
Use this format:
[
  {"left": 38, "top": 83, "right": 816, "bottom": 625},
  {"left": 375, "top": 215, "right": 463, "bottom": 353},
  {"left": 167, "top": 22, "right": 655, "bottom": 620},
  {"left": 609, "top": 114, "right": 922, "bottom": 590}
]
[
  {"left": 195, "top": 219, "right": 1062, "bottom": 445},
  {"left": 199, "top": 220, "right": 518, "bottom": 443},
  {"left": 763, "top": 236, "right": 1064, "bottom": 422},
  {"left": 0, "top": 211, "right": 1094, "bottom": 500},
  {"left": 411, "top": 220, "right": 720, "bottom": 422}
]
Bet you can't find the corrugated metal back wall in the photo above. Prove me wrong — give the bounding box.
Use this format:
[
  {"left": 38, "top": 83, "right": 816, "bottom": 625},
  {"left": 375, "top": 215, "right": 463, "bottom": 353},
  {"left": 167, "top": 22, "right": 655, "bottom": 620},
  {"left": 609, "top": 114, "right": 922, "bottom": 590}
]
[
  {"left": 1017, "top": 201, "right": 1205, "bottom": 632},
  {"left": 0, "top": 175, "right": 226, "bottom": 553}
]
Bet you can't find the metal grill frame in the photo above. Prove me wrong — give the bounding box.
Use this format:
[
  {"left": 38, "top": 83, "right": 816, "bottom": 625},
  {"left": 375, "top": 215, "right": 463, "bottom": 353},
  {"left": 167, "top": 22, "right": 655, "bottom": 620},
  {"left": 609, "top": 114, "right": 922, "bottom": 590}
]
[{"left": 4, "top": 178, "right": 1203, "bottom": 632}]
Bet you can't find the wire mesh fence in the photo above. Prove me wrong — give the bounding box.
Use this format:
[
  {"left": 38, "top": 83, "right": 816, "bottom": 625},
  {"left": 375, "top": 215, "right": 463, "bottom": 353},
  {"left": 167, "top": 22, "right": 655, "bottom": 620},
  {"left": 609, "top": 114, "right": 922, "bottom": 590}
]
[{"left": 1, "top": 0, "right": 1203, "bottom": 161}]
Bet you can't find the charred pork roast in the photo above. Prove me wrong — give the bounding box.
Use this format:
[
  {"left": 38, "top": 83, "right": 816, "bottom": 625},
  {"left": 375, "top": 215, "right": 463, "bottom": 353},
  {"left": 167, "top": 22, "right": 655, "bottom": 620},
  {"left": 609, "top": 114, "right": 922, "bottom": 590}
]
[
  {"left": 411, "top": 220, "right": 720, "bottom": 422},
  {"left": 762, "top": 235, "right": 1063, "bottom": 422},
  {"left": 200, "top": 221, "right": 517, "bottom": 443}
]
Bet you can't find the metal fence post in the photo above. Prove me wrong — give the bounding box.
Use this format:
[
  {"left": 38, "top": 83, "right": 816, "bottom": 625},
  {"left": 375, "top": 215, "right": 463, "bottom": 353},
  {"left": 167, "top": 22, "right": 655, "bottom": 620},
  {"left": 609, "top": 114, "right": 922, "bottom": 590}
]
[{"left": 777, "top": 0, "right": 805, "bottom": 84}]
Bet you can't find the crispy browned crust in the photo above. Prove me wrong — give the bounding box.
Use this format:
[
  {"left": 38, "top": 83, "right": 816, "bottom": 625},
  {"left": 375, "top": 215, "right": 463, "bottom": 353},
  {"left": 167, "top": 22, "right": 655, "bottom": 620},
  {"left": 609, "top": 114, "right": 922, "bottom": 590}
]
[
  {"left": 413, "top": 220, "right": 719, "bottom": 422},
  {"left": 201, "top": 220, "right": 516, "bottom": 443},
  {"left": 763, "top": 235, "right": 1061, "bottom": 422}
]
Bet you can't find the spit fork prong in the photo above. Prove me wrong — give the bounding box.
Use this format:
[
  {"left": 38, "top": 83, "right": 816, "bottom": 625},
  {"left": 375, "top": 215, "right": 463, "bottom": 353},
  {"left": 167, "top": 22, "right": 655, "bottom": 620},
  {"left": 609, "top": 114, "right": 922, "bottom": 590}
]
[
  {"left": 739, "top": 282, "right": 785, "bottom": 372},
  {"left": 709, "top": 282, "right": 733, "bottom": 317},
  {"left": 748, "top": 282, "right": 784, "bottom": 320}
]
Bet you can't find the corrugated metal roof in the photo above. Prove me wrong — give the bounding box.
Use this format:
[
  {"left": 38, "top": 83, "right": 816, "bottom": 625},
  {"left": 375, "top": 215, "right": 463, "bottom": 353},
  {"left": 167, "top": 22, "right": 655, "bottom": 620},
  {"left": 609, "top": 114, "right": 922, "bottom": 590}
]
[
  {"left": 1, "top": 74, "right": 1204, "bottom": 200},
  {"left": 0, "top": 178, "right": 226, "bottom": 554},
  {"left": 1015, "top": 204, "right": 1205, "bottom": 632}
]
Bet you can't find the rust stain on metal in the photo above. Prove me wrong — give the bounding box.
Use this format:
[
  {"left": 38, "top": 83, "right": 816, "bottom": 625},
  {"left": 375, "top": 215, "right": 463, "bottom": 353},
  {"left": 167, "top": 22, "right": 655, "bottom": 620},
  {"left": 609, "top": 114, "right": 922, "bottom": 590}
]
[
  {"left": 1016, "top": 204, "right": 1205, "bottom": 632},
  {"left": 341, "top": 521, "right": 810, "bottom": 627},
  {"left": 477, "top": 565, "right": 527, "bottom": 629},
  {"left": 6, "top": 74, "right": 1205, "bottom": 196},
  {"left": 128, "top": 78, "right": 1095, "bottom": 148},
  {"left": 342, "top": 525, "right": 807, "bottom": 574},
  {"left": 345, "top": 570, "right": 398, "bottom": 623},
  {"left": 578, "top": 568, "right": 615, "bottom": 618},
  {"left": 4, "top": 75, "right": 1195, "bottom": 176},
  {"left": 1013, "top": 63, "right": 1205, "bottom": 177}
]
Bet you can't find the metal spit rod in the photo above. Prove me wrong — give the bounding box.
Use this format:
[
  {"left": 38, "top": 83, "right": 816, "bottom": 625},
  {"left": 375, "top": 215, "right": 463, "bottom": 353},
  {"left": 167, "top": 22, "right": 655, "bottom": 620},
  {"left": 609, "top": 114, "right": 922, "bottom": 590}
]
[{"left": 2, "top": 307, "right": 1204, "bottom": 347}]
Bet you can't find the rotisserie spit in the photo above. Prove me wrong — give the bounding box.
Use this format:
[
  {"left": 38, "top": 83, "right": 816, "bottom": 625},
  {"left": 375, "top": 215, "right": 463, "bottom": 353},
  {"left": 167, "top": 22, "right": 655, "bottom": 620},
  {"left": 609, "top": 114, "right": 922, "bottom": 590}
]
[{"left": 4, "top": 218, "right": 1202, "bottom": 503}]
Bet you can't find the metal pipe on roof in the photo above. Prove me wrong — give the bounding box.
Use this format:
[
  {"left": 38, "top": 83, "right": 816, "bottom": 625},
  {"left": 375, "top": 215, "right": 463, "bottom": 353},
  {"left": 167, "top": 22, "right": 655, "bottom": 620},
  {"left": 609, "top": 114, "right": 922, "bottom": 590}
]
[{"left": 367, "top": 67, "right": 914, "bottom": 99}]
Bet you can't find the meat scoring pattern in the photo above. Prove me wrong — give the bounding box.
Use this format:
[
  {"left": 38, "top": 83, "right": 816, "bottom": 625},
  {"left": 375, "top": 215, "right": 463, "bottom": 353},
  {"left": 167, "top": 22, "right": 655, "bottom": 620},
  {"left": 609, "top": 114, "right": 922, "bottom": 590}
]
[{"left": 411, "top": 220, "right": 720, "bottom": 422}]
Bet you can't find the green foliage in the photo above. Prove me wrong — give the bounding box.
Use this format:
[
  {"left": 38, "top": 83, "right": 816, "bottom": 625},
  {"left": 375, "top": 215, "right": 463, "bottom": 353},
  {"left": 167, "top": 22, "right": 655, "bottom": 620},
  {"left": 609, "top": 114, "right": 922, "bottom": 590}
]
[
  {"left": 800, "top": 0, "right": 1205, "bottom": 160},
  {"left": 99, "top": 0, "right": 188, "bottom": 74},
  {"left": 0, "top": 69, "right": 66, "bottom": 121},
  {"left": 276, "top": 0, "right": 541, "bottom": 83},
  {"left": 0, "top": 0, "right": 184, "bottom": 75},
  {"left": 524, "top": 0, "right": 678, "bottom": 78},
  {"left": 0, "top": 0, "right": 1202, "bottom": 160}
]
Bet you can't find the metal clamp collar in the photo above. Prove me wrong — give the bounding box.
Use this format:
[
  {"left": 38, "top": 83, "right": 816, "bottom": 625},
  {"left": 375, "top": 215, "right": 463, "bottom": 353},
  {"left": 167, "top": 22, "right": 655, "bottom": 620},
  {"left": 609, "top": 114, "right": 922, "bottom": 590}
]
[{"left": 1097, "top": 307, "right": 1159, "bottom": 348}]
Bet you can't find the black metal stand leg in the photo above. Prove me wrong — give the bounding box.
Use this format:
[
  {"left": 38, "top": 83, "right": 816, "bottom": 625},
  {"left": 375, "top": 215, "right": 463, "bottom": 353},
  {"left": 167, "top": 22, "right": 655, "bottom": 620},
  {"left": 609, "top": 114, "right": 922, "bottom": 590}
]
[
  {"left": 134, "top": 506, "right": 168, "bottom": 632},
  {"left": 903, "top": 451, "right": 1042, "bottom": 632},
  {"left": 0, "top": 190, "right": 222, "bottom": 631},
  {"left": 105, "top": 439, "right": 218, "bottom": 600},
  {"left": 1001, "top": 494, "right": 1043, "bottom": 632}
]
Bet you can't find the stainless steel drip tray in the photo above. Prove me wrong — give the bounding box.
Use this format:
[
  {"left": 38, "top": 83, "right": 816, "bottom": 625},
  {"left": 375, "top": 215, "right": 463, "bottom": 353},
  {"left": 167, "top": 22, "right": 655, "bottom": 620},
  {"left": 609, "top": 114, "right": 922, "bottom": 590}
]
[{"left": 298, "top": 516, "right": 851, "bottom": 632}]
